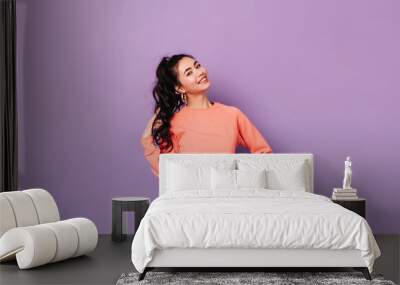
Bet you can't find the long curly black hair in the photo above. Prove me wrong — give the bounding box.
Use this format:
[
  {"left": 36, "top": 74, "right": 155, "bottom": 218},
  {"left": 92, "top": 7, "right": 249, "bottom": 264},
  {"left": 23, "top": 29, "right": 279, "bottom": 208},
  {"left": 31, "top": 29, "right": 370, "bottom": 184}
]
[{"left": 151, "top": 54, "right": 193, "bottom": 153}]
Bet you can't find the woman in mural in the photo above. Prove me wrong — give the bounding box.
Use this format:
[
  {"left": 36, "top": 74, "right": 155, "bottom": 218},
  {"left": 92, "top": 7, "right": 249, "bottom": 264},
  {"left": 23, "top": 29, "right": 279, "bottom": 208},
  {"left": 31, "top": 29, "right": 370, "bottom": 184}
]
[{"left": 141, "top": 54, "right": 273, "bottom": 177}]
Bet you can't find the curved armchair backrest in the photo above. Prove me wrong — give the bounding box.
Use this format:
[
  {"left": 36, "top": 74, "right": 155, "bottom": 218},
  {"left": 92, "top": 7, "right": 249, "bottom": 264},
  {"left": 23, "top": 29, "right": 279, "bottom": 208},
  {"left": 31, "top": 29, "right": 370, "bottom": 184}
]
[{"left": 0, "top": 189, "right": 60, "bottom": 237}]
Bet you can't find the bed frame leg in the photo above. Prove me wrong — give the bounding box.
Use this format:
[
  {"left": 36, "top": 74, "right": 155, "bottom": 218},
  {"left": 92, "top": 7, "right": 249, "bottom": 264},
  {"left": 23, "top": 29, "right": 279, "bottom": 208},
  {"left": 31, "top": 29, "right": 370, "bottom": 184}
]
[
  {"left": 354, "top": 267, "right": 371, "bottom": 280},
  {"left": 138, "top": 268, "right": 148, "bottom": 281}
]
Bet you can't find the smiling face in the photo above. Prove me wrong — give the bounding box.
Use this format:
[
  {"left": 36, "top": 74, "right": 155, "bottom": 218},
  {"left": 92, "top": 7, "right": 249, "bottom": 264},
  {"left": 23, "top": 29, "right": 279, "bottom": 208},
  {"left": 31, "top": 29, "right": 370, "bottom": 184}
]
[{"left": 175, "top": 57, "right": 211, "bottom": 95}]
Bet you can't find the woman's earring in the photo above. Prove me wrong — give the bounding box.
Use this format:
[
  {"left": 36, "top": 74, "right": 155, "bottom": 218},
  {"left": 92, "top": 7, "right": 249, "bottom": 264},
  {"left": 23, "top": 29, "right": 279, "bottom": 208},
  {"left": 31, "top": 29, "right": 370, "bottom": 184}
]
[{"left": 181, "top": 93, "right": 187, "bottom": 105}]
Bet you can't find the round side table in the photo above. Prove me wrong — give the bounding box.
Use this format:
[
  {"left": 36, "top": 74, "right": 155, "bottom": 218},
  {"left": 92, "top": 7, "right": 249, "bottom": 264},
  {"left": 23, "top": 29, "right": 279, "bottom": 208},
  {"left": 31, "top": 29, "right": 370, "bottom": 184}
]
[{"left": 112, "top": 197, "right": 150, "bottom": 242}]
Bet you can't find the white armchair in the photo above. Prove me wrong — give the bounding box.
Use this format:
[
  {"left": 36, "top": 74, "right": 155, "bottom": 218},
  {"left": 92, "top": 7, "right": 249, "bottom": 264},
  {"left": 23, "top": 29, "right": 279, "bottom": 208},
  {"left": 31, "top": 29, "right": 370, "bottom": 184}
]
[{"left": 0, "top": 188, "right": 98, "bottom": 269}]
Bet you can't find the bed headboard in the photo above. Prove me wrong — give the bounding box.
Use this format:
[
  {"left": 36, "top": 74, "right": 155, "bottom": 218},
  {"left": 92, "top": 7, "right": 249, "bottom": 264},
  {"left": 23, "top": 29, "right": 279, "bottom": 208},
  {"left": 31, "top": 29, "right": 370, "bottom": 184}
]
[{"left": 159, "top": 153, "right": 314, "bottom": 196}]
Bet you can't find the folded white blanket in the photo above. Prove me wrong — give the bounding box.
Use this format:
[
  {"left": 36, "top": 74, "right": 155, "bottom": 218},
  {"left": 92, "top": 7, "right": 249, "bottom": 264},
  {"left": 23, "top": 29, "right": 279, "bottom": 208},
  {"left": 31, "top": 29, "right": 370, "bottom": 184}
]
[{"left": 131, "top": 189, "right": 380, "bottom": 273}]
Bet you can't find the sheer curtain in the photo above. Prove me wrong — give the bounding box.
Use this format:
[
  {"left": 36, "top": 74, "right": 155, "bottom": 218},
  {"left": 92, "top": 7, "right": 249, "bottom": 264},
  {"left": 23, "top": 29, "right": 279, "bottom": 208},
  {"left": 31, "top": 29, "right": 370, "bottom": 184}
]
[{"left": 0, "top": 0, "right": 18, "bottom": 192}]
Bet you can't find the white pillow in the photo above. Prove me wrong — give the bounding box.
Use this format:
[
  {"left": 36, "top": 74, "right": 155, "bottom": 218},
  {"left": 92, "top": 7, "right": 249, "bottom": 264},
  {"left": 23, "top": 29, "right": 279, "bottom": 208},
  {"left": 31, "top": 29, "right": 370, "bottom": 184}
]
[
  {"left": 211, "top": 168, "right": 236, "bottom": 190},
  {"left": 267, "top": 165, "right": 307, "bottom": 191},
  {"left": 237, "top": 159, "right": 308, "bottom": 191},
  {"left": 167, "top": 160, "right": 236, "bottom": 191},
  {"left": 237, "top": 169, "right": 267, "bottom": 188},
  {"left": 211, "top": 168, "right": 268, "bottom": 190}
]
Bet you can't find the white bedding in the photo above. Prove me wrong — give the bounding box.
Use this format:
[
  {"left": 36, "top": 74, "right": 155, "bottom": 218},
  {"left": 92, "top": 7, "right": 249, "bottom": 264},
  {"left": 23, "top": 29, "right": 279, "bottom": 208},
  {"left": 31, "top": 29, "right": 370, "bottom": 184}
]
[{"left": 131, "top": 189, "right": 381, "bottom": 273}]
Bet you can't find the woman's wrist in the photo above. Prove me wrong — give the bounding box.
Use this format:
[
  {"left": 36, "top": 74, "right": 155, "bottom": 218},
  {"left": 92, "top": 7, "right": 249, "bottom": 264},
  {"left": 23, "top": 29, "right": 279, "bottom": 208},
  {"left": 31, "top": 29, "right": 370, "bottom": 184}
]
[
  {"left": 142, "top": 109, "right": 161, "bottom": 139},
  {"left": 141, "top": 127, "right": 152, "bottom": 139}
]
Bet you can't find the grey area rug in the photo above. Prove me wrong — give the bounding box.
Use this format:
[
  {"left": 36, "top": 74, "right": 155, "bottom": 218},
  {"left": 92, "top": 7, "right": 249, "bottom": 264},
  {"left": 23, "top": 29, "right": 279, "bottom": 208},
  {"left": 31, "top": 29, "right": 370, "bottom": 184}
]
[{"left": 116, "top": 271, "right": 396, "bottom": 285}]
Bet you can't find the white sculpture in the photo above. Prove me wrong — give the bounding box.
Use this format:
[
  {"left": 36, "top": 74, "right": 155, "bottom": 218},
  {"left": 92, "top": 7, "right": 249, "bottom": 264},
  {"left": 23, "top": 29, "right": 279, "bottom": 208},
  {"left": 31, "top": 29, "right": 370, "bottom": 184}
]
[{"left": 342, "top": 156, "right": 352, "bottom": 189}]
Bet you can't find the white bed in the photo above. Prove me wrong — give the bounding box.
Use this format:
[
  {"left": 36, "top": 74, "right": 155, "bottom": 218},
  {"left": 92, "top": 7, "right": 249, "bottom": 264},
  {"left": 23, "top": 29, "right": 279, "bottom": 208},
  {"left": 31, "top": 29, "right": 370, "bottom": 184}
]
[{"left": 131, "top": 154, "right": 380, "bottom": 281}]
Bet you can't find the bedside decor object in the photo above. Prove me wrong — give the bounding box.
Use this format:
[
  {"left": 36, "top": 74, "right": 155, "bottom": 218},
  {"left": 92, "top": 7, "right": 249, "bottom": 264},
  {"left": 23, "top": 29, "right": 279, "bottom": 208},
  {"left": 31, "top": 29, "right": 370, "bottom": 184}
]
[
  {"left": 343, "top": 156, "right": 353, "bottom": 189},
  {"left": 332, "top": 157, "right": 358, "bottom": 200},
  {"left": 112, "top": 197, "right": 149, "bottom": 242},
  {"left": 332, "top": 188, "right": 358, "bottom": 200},
  {"left": 0, "top": 189, "right": 98, "bottom": 269},
  {"left": 332, "top": 198, "right": 366, "bottom": 218}
]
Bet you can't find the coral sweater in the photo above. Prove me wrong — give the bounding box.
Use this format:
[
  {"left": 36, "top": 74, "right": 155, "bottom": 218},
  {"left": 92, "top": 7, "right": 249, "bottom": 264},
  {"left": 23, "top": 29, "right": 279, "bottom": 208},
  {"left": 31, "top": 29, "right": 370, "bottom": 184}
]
[{"left": 140, "top": 102, "right": 273, "bottom": 177}]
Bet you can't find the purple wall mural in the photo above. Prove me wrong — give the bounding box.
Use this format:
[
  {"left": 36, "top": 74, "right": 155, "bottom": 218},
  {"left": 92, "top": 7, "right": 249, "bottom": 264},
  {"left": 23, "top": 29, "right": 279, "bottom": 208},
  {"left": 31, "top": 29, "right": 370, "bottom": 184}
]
[{"left": 16, "top": 0, "right": 400, "bottom": 234}]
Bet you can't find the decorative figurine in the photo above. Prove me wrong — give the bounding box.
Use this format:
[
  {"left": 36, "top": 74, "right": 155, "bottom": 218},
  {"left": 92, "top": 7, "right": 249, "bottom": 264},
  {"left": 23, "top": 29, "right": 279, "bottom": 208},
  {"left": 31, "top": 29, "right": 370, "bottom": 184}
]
[{"left": 342, "top": 156, "right": 352, "bottom": 190}]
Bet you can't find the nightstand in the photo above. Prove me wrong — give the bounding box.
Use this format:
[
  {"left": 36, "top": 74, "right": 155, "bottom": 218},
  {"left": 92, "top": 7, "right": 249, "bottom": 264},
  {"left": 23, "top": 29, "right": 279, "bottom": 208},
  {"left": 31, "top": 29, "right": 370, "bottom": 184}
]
[
  {"left": 112, "top": 197, "right": 150, "bottom": 242},
  {"left": 332, "top": 198, "right": 366, "bottom": 218}
]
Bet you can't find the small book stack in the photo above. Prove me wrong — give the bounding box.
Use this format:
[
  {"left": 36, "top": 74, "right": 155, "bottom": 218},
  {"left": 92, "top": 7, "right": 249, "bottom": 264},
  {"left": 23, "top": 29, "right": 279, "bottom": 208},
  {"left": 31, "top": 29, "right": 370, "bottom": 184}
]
[{"left": 332, "top": 188, "right": 358, "bottom": 200}]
